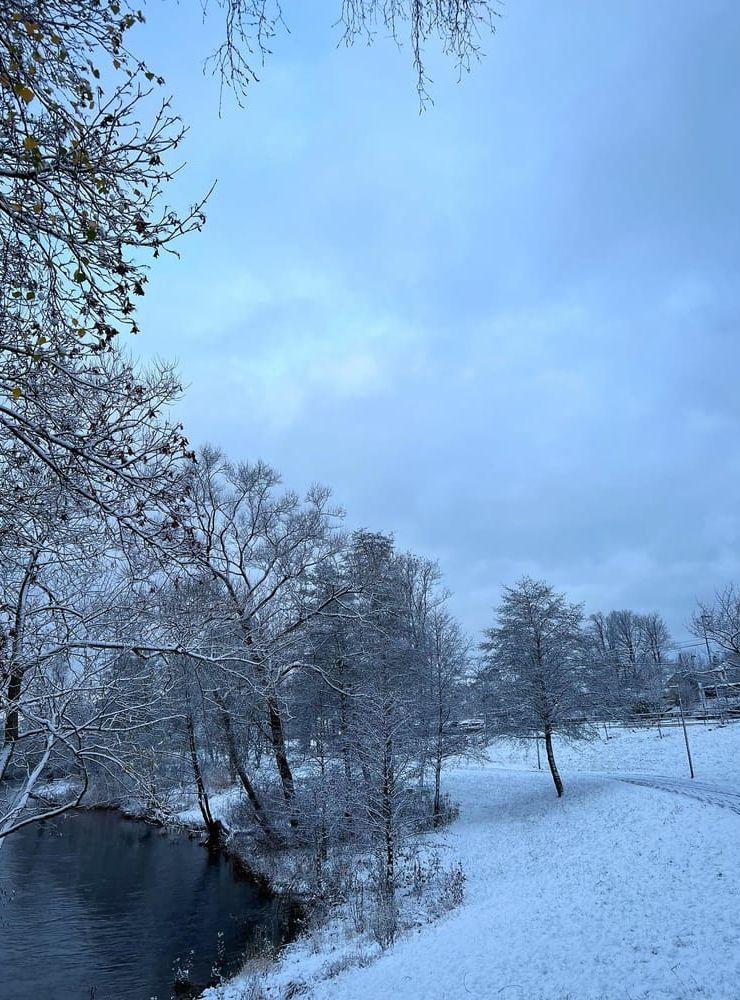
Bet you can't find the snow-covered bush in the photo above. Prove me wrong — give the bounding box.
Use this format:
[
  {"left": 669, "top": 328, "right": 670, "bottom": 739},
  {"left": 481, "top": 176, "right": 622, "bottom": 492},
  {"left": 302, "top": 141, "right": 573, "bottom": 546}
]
[{"left": 370, "top": 885, "right": 399, "bottom": 950}]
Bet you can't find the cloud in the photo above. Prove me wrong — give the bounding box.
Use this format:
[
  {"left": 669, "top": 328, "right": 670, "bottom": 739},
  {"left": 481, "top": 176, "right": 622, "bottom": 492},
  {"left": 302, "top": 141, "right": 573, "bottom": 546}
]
[{"left": 136, "top": 0, "right": 740, "bottom": 644}]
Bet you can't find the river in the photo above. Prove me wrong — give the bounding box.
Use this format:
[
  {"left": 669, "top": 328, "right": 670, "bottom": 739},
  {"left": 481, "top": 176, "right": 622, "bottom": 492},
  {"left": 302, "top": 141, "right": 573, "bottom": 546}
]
[{"left": 0, "top": 810, "right": 286, "bottom": 999}]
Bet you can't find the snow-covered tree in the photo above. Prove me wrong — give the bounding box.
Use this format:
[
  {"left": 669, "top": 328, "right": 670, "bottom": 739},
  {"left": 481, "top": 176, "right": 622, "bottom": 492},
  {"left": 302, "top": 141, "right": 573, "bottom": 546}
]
[
  {"left": 481, "top": 577, "right": 593, "bottom": 797},
  {"left": 585, "top": 608, "right": 671, "bottom": 716}
]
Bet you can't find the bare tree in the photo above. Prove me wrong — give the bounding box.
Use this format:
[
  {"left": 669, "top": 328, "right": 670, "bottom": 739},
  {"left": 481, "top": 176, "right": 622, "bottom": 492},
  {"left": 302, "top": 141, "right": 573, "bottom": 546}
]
[
  {"left": 346, "top": 532, "right": 415, "bottom": 894},
  {"left": 691, "top": 585, "right": 740, "bottom": 659},
  {"left": 1, "top": 347, "right": 192, "bottom": 546},
  {"left": 586, "top": 608, "right": 671, "bottom": 715},
  {"left": 204, "top": 0, "right": 499, "bottom": 104},
  {"left": 426, "top": 610, "right": 470, "bottom": 822},
  {"left": 642, "top": 611, "right": 671, "bottom": 666},
  {"left": 159, "top": 446, "right": 348, "bottom": 822},
  {"left": 0, "top": 519, "right": 176, "bottom": 843}
]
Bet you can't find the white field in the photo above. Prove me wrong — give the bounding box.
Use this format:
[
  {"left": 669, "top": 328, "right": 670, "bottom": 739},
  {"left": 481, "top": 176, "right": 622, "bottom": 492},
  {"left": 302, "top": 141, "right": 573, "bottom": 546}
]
[
  {"left": 209, "top": 723, "right": 740, "bottom": 1000},
  {"left": 486, "top": 719, "right": 740, "bottom": 786}
]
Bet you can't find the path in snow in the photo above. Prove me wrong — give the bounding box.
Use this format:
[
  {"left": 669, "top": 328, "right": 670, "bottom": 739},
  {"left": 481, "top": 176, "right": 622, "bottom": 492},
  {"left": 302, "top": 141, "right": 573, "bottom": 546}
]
[{"left": 611, "top": 773, "right": 740, "bottom": 815}]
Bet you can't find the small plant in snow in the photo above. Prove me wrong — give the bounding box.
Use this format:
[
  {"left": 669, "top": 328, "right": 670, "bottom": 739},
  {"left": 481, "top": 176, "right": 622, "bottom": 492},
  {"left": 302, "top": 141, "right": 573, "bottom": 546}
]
[
  {"left": 322, "top": 949, "right": 374, "bottom": 978},
  {"left": 370, "top": 886, "right": 398, "bottom": 950},
  {"left": 410, "top": 854, "right": 428, "bottom": 897},
  {"left": 236, "top": 980, "right": 269, "bottom": 1000},
  {"left": 437, "top": 861, "right": 466, "bottom": 912},
  {"left": 347, "top": 875, "right": 367, "bottom": 934},
  {"left": 281, "top": 978, "right": 310, "bottom": 998}
]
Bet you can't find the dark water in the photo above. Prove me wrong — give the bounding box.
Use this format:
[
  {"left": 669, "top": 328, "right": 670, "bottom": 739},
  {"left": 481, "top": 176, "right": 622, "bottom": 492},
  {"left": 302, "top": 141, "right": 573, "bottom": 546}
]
[{"left": 0, "top": 811, "right": 285, "bottom": 1000}]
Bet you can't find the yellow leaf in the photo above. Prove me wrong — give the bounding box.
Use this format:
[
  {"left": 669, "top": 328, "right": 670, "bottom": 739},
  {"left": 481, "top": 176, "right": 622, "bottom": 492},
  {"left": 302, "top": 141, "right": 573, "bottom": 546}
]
[
  {"left": 14, "top": 85, "right": 34, "bottom": 104},
  {"left": 23, "top": 135, "right": 38, "bottom": 150},
  {"left": 12, "top": 387, "right": 22, "bottom": 400}
]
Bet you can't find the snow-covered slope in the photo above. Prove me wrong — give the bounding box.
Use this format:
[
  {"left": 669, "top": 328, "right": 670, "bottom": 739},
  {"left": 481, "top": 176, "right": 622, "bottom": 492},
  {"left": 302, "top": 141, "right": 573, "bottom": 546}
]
[{"left": 212, "top": 724, "right": 740, "bottom": 1000}]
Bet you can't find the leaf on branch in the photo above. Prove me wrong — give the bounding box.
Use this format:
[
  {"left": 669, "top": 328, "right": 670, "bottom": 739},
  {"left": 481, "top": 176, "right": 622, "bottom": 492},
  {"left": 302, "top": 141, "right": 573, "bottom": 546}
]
[{"left": 14, "top": 85, "right": 34, "bottom": 104}]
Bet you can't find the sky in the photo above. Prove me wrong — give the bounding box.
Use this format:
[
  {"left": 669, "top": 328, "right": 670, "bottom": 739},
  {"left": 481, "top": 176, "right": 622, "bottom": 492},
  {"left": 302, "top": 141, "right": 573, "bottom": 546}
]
[{"left": 133, "top": 0, "right": 740, "bottom": 642}]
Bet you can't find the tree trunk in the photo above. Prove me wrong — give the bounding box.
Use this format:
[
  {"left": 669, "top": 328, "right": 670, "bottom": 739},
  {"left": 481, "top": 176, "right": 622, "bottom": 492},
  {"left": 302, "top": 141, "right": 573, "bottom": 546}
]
[
  {"left": 433, "top": 750, "right": 443, "bottom": 825},
  {"left": 1, "top": 550, "right": 38, "bottom": 784},
  {"left": 236, "top": 625, "right": 295, "bottom": 815},
  {"left": 544, "top": 726, "right": 564, "bottom": 797},
  {"left": 0, "top": 733, "right": 55, "bottom": 846},
  {"left": 337, "top": 659, "right": 354, "bottom": 823},
  {"left": 380, "top": 702, "right": 395, "bottom": 890},
  {"left": 266, "top": 694, "right": 296, "bottom": 813},
  {"left": 0, "top": 667, "right": 24, "bottom": 783},
  {"left": 433, "top": 699, "right": 444, "bottom": 824},
  {"left": 3, "top": 668, "right": 21, "bottom": 744},
  {"left": 381, "top": 765, "right": 395, "bottom": 891},
  {"left": 0, "top": 743, "right": 14, "bottom": 785},
  {"left": 1, "top": 550, "right": 38, "bottom": 785},
  {"left": 186, "top": 714, "right": 221, "bottom": 844},
  {"left": 214, "top": 693, "right": 278, "bottom": 845}
]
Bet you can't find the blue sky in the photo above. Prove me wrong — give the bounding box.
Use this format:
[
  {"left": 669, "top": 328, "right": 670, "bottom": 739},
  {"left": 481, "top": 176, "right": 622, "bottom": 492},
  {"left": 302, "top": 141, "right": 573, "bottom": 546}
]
[{"left": 134, "top": 0, "right": 740, "bottom": 641}]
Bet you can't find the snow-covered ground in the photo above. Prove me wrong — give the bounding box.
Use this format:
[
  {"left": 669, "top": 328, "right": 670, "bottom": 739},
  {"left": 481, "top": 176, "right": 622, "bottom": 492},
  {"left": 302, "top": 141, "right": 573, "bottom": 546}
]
[
  {"left": 486, "top": 720, "right": 740, "bottom": 785},
  {"left": 209, "top": 723, "right": 740, "bottom": 1000}
]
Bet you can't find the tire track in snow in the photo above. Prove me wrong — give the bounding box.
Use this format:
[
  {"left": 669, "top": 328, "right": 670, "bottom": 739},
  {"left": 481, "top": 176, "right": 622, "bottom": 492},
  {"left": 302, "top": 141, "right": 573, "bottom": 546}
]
[{"left": 611, "top": 774, "right": 740, "bottom": 815}]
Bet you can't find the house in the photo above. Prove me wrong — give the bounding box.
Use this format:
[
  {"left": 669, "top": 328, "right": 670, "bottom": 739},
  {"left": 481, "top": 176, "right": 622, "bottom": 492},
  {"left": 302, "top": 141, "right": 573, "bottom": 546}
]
[
  {"left": 665, "top": 654, "right": 740, "bottom": 712},
  {"left": 699, "top": 655, "right": 740, "bottom": 701}
]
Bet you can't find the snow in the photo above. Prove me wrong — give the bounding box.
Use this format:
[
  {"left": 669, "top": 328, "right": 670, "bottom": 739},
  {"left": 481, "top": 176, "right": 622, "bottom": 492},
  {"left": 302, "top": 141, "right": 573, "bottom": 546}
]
[
  {"left": 209, "top": 723, "right": 740, "bottom": 1000},
  {"left": 175, "top": 785, "right": 244, "bottom": 827},
  {"left": 485, "top": 721, "right": 740, "bottom": 786}
]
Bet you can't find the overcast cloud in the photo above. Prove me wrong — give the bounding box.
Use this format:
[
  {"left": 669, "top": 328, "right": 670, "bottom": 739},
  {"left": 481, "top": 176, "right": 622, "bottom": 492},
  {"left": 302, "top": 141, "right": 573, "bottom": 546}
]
[{"left": 135, "top": 0, "right": 740, "bottom": 641}]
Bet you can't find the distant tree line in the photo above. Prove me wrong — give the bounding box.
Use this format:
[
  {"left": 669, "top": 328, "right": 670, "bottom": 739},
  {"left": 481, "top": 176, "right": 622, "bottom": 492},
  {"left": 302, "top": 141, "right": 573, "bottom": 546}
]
[{"left": 477, "top": 577, "right": 737, "bottom": 797}]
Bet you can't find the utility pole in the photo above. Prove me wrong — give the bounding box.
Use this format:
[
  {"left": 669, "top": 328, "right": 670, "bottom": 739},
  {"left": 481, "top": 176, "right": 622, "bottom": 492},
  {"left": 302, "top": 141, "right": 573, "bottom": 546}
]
[
  {"left": 701, "top": 614, "right": 713, "bottom": 666},
  {"left": 672, "top": 682, "right": 695, "bottom": 779}
]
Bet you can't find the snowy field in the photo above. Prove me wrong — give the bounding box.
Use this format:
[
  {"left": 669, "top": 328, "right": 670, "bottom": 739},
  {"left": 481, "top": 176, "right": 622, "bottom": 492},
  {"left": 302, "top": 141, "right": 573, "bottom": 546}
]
[
  {"left": 485, "top": 721, "right": 740, "bottom": 786},
  {"left": 208, "top": 722, "right": 740, "bottom": 1000}
]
